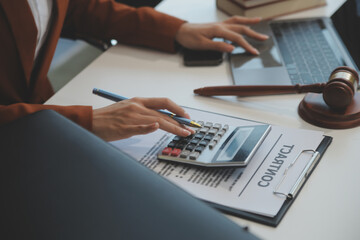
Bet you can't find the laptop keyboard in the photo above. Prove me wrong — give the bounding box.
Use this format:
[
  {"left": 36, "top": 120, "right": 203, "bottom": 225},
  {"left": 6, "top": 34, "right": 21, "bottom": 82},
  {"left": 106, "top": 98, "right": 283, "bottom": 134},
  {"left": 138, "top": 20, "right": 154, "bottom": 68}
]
[{"left": 271, "top": 20, "right": 341, "bottom": 84}]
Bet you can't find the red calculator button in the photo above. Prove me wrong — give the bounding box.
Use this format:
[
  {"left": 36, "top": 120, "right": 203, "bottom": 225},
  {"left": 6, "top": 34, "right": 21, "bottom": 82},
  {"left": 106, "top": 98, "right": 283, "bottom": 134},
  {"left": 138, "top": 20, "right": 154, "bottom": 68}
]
[
  {"left": 171, "top": 148, "right": 182, "bottom": 157},
  {"left": 162, "top": 147, "right": 172, "bottom": 155}
]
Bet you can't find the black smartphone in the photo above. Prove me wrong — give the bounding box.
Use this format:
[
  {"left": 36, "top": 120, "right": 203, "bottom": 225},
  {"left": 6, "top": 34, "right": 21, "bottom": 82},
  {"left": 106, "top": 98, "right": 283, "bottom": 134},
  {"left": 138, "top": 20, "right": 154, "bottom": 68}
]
[{"left": 183, "top": 48, "right": 223, "bottom": 66}]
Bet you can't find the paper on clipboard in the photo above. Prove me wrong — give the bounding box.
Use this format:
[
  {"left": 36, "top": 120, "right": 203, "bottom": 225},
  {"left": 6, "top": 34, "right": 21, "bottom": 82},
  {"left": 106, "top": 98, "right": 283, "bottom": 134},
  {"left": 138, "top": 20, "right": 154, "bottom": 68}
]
[{"left": 110, "top": 108, "right": 324, "bottom": 218}]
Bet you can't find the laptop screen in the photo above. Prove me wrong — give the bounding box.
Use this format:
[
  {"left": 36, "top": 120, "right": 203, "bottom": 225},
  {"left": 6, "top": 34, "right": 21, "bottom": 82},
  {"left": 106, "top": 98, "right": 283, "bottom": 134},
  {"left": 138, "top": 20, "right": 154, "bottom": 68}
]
[{"left": 332, "top": 0, "right": 360, "bottom": 69}]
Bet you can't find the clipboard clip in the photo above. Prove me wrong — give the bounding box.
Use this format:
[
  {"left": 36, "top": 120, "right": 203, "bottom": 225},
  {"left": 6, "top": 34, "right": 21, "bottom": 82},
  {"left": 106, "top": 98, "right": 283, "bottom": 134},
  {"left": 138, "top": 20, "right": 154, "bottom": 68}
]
[{"left": 273, "top": 149, "right": 320, "bottom": 199}]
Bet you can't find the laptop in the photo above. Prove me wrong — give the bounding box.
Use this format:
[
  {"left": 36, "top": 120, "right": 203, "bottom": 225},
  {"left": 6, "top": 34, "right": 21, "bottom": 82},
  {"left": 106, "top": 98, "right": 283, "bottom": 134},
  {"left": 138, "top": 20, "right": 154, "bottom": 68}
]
[
  {"left": 231, "top": 0, "right": 360, "bottom": 86},
  {"left": 0, "top": 110, "right": 260, "bottom": 240}
]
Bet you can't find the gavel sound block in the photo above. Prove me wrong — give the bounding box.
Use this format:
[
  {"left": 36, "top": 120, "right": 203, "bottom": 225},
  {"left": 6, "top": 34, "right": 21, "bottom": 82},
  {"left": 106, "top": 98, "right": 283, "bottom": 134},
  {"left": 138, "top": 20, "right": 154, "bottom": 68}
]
[
  {"left": 194, "top": 66, "right": 360, "bottom": 129},
  {"left": 298, "top": 92, "right": 360, "bottom": 129},
  {"left": 299, "top": 66, "right": 360, "bottom": 129}
]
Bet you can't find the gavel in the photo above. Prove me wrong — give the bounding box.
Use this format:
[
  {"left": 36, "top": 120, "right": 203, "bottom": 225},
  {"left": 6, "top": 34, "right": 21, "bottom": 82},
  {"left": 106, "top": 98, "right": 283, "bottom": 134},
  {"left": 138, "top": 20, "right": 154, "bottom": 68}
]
[{"left": 194, "top": 66, "right": 359, "bottom": 110}]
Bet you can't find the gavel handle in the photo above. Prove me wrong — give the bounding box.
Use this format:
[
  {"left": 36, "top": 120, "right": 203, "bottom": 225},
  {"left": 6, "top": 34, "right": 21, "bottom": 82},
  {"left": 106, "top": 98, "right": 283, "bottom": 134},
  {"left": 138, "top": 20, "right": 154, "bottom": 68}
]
[{"left": 193, "top": 83, "right": 326, "bottom": 96}]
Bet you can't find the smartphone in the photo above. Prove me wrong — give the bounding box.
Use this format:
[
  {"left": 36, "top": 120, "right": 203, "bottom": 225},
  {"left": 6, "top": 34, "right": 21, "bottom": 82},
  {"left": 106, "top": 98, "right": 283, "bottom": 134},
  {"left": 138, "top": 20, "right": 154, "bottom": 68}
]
[{"left": 183, "top": 48, "right": 223, "bottom": 66}]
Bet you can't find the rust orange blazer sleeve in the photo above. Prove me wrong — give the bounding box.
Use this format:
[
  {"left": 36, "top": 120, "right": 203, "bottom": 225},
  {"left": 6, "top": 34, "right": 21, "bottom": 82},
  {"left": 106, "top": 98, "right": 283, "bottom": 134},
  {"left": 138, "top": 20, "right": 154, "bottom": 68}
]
[
  {"left": 62, "top": 0, "right": 186, "bottom": 52},
  {"left": 0, "top": 0, "right": 185, "bottom": 130},
  {"left": 0, "top": 104, "right": 93, "bottom": 130}
]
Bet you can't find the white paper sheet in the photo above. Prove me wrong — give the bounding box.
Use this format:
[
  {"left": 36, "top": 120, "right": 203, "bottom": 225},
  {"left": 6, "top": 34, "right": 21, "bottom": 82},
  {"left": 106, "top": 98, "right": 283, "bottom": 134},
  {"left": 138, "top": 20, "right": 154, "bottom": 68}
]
[{"left": 111, "top": 108, "right": 325, "bottom": 217}]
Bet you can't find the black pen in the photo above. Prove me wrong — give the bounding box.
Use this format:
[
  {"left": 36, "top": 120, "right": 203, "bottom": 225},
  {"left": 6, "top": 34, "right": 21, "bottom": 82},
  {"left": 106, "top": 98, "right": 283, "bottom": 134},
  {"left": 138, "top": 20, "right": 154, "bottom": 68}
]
[{"left": 92, "top": 88, "right": 201, "bottom": 128}]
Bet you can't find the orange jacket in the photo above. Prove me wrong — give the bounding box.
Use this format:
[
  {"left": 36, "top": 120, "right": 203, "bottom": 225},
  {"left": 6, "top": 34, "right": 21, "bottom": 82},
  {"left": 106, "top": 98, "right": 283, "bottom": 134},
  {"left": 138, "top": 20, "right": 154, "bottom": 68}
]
[{"left": 0, "top": 0, "right": 185, "bottom": 130}]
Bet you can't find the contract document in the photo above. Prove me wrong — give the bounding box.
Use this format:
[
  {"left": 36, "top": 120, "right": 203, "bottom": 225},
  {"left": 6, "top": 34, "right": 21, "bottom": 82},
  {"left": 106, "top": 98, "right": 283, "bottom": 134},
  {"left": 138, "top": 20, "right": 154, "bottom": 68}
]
[{"left": 111, "top": 108, "right": 325, "bottom": 218}]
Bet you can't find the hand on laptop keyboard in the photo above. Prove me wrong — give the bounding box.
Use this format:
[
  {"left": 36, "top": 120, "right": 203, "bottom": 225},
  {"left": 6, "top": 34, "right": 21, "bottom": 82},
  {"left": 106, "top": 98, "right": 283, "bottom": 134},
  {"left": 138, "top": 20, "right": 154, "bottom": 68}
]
[{"left": 175, "top": 16, "right": 269, "bottom": 55}]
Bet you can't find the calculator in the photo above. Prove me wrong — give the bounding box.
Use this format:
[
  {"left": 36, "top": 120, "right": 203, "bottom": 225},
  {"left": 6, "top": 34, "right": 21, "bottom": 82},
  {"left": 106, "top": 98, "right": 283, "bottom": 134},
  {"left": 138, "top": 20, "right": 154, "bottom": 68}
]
[{"left": 157, "top": 121, "right": 271, "bottom": 167}]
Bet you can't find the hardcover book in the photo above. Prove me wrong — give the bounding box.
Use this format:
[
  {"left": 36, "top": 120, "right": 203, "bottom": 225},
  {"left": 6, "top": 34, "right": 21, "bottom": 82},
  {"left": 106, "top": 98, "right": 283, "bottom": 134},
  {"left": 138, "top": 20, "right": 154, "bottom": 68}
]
[{"left": 216, "top": 0, "right": 327, "bottom": 19}]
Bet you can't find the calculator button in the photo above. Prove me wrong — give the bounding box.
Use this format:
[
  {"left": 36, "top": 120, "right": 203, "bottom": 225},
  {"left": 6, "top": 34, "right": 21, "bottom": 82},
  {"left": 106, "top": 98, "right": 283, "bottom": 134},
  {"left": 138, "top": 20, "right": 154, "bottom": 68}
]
[
  {"left": 213, "top": 135, "right": 221, "bottom": 143},
  {"left": 194, "top": 133, "right": 205, "bottom": 139},
  {"left": 194, "top": 146, "right": 205, "bottom": 153},
  {"left": 204, "top": 122, "right": 213, "bottom": 128},
  {"left": 162, "top": 147, "right": 172, "bottom": 155},
  {"left": 208, "top": 128, "right": 218, "bottom": 135},
  {"left": 199, "top": 127, "right": 210, "bottom": 134},
  {"left": 180, "top": 150, "right": 191, "bottom": 158},
  {"left": 208, "top": 141, "right": 216, "bottom": 149},
  {"left": 199, "top": 140, "right": 209, "bottom": 147},
  {"left": 171, "top": 148, "right": 182, "bottom": 157},
  {"left": 184, "top": 135, "right": 194, "bottom": 141},
  {"left": 176, "top": 143, "right": 186, "bottom": 149},
  {"left": 167, "top": 141, "right": 176, "bottom": 148},
  {"left": 173, "top": 136, "right": 182, "bottom": 142},
  {"left": 217, "top": 130, "right": 226, "bottom": 137},
  {"left": 190, "top": 138, "right": 200, "bottom": 145},
  {"left": 179, "top": 140, "right": 189, "bottom": 146},
  {"left": 222, "top": 124, "right": 229, "bottom": 131},
  {"left": 185, "top": 144, "right": 196, "bottom": 151},
  {"left": 204, "top": 134, "right": 214, "bottom": 141},
  {"left": 213, "top": 123, "right": 222, "bottom": 129},
  {"left": 189, "top": 152, "right": 200, "bottom": 160}
]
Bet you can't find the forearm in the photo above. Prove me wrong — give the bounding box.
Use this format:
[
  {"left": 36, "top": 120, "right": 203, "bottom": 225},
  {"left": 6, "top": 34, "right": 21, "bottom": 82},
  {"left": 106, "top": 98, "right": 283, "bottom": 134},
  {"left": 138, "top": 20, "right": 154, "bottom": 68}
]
[
  {"left": 0, "top": 103, "right": 93, "bottom": 130},
  {"left": 63, "top": 0, "right": 185, "bottom": 52}
]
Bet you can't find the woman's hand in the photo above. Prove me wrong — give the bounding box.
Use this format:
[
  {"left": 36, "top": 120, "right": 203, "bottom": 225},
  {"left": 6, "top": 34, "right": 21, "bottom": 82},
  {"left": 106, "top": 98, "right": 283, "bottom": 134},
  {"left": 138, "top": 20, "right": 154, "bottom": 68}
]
[
  {"left": 175, "top": 16, "right": 269, "bottom": 55},
  {"left": 92, "top": 97, "right": 195, "bottom": 141}
]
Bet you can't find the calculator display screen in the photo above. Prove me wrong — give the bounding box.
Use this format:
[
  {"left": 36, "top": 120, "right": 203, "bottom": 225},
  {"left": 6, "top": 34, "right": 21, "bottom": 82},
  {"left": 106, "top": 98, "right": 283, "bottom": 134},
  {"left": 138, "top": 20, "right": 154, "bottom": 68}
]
[
  {"left": 217, "top": 127, "right": 253, "bottom": 161},
  {"left": 214, "top": 125, "right": 269, "bottom": 164}
]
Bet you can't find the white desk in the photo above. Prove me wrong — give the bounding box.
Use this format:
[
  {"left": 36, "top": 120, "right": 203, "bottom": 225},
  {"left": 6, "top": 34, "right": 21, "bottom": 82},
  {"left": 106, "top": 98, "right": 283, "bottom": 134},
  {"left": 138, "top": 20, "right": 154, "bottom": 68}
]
[{"left": 46, "top": 0, "right": 360, "bottom": 239}]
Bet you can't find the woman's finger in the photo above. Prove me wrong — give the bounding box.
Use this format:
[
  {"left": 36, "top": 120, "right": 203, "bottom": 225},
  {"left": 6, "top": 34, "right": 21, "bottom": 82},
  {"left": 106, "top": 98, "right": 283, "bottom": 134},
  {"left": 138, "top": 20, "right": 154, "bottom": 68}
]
[
  {"left": 136, "top": 113, "right": 193, "bottom": 137},
  {"left": 135, "top": 97, "right": 190, "bottom": 119},
  {"left": 206, "top": 27, "right": 260, "bottom": 55},
  {"left": 227, "top": 24, "right": 268, "bottom": 40}
]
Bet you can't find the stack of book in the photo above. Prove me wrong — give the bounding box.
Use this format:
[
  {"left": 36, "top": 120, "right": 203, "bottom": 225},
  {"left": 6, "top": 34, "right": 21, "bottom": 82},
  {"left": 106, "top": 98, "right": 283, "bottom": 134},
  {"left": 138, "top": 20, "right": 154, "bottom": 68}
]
[{"left": 216, "top": 0, "right": 327, "bottom": 19}]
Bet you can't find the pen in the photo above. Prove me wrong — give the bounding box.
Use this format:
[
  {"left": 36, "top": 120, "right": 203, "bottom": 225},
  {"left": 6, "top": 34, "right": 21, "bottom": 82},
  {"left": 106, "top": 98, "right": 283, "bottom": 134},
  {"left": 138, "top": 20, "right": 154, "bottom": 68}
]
[{"left": 92, "top": 88, "right": 201, "bottom": 128}]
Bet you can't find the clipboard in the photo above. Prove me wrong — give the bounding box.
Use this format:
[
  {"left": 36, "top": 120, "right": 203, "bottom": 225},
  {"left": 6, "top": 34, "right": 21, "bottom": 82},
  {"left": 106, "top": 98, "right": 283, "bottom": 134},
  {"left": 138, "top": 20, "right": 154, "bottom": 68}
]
[
  {"left": 111, "top": 106, "right": 333, "bottom": 228},
  {"left": 181, "top": 107, "right": 332, "bottom": 227},
  {"left": 205, "top": 136, "right": 332, "bottom": 227}
]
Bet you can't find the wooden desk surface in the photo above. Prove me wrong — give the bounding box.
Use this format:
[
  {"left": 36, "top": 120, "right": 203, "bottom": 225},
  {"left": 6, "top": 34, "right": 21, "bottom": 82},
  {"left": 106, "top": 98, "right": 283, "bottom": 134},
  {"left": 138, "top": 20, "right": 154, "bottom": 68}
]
[{"left": 46, "top": 0, "right": 360, "bottom": 239}]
